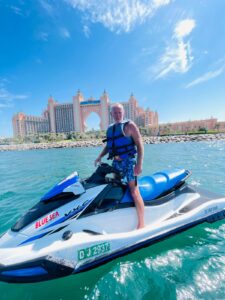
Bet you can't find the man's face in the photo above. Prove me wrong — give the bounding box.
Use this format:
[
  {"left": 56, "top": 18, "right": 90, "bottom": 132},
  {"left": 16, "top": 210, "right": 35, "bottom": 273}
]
[{"left": 111, "top": 106, "right": 124, "bottom": 123}]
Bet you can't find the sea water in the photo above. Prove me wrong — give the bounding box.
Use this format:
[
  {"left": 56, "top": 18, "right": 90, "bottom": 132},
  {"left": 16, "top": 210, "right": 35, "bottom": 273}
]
[{"left": 0, "top": 141, "right": 225, "bottom": 300}]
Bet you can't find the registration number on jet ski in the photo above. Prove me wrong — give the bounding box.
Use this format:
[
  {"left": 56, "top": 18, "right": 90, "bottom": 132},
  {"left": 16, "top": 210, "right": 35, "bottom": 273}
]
[{"left": 78, "top": 242, "right": 110, "bottom": 261}]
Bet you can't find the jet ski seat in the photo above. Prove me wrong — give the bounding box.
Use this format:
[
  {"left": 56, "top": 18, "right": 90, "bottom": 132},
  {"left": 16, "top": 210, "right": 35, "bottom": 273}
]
[{"left": 121, "top": 169, "right": 190, "bottom": 203}]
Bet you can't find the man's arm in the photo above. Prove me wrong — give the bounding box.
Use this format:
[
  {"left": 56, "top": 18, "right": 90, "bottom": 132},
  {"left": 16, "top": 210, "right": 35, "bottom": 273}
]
[
  {"left": 126, "top": 122, "right": 144, "bottom": 176},
  {"left": 94, "top": 146, "right": 108, "bottom": 166}
]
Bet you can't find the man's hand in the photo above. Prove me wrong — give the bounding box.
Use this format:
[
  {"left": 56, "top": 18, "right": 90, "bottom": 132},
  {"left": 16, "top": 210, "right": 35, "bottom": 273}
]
[
  {"left": 134, "top": 163, "right": 142, "bottom": 176},
  {"left": 94, "top": 146, "right": 108, "bottom": 167},
  {"left": 94, "top": 157, "right": 101, "bottom": 167}
]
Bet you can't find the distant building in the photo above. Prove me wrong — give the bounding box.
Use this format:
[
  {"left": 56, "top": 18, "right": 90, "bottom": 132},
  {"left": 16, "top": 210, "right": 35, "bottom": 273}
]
[
  {"left": 12, "top": 90, "right": 158, "bottom": 137},
  {"left": 217, "top": 121, "right": 225, "bottom": 131},
  {"left": 159, "top": 118, "right": 218, "bottom": 135},
  {"left": 12, "top": 112, "right": 49, "bottom": 138},
  {"left": 119, "top": 94, "right": 159, "bottom": 135},
  {"left": 48, "top": 100, "right": 74, "bottom": 133}
]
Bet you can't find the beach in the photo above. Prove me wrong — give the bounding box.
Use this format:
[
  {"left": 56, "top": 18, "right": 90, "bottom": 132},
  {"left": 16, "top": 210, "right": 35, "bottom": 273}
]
[{"left": 1, "top": 133, "right": 225, "bottom": 152}]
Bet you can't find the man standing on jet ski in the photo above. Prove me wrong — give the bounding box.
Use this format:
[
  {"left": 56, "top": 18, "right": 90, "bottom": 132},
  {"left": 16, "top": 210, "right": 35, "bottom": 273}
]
[{"left": 95, "top": 103, "right": 145, "bottom": 229}]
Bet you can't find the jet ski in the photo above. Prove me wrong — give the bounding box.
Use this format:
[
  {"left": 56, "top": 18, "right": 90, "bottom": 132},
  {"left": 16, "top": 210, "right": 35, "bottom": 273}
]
[{"left": 0, "top": 163, "right": 225, "bottom": 284}]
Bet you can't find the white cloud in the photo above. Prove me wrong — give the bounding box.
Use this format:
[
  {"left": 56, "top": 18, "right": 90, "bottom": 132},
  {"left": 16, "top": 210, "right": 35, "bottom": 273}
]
[
  {"left": 174, "top": 19, "right": 196, "bottom": 39},
  {"left": 39, "top": 0, "right": 55, "bottom": 16},
  {"left": 141, "top": 47, "right": 156, "bottom": 56},
  {"left": 0, "top": 102, "right": 13, "bottom": 108},
  {"left": 153, "top": 18, "right": 196, "bottom": 79},
  {"left": 0, "top": 87, "right": 28, "bottom": 101},
  {"left": 59, "top": 27, "right": 71, "bottom": 39},
  {"left": 153, "top": 0, "right": 170, "bottom": 8},
  {"left": 0, "top": 80, "right": 28, "bottom": 110},
  {"left": 0, "top": 78, "right": 10, "bottom": 87},
  {"left": 155, "top": 40, "right": 193, "bottom": 78},
  {"left": 10, "top": 5, "right": 24, "bottom": 16},
  {"left": 83, "top": 25, "right": 91, "bottom": 38},
  {"left": 64, "top": 0, "right": 171, "bottom": 33},
  {"left": 37, "top": 31, "right": 49, "bottom": 41},
  {"left": 185, "top": 65, "right": 225, "bottom": 88}
]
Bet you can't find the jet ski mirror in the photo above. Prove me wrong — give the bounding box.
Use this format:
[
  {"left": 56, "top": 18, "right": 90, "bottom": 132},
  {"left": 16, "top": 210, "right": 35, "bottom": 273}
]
[{"left": 63, "top": 180, "right": 85, "bottom": 195}]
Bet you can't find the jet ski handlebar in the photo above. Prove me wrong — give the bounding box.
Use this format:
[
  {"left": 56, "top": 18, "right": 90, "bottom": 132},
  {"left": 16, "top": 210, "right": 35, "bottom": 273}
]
[{"left": 85, "top": 163, "right": 122, "bottom": 185}]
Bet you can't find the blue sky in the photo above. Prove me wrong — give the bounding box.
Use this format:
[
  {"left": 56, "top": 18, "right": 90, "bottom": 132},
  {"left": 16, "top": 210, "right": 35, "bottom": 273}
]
[{"left": 0, "top": 0, "right": 225, "bottom": 137}]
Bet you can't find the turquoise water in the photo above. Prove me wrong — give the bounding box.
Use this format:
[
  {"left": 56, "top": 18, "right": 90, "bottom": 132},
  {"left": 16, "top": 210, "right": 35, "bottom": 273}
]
[{"left": 0, "top": 141, "right": 225, "bottom": 299}]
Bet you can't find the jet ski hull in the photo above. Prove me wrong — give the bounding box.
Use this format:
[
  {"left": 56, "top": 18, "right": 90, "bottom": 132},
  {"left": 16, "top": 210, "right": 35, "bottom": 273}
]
[{"left": 1, "top": 167, "right": 225, "bottom": 283}]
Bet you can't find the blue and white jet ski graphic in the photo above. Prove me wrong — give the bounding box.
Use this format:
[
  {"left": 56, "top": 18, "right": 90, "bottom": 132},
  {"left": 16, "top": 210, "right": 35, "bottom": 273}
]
[{"left": 0, "top": 163, "right": 225, "bottom": 283}]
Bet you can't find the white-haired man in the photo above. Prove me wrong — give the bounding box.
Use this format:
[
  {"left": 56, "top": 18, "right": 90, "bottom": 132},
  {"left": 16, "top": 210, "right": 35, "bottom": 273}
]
[{"left": 95, "top": 103, "right": 145, "bottom": 229}]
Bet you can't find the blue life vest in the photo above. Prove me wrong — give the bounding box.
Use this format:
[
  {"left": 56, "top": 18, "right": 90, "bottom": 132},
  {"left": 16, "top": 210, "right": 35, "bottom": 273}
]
[{"left": 105, "top": 120, "right": 137, "bottom": 159}]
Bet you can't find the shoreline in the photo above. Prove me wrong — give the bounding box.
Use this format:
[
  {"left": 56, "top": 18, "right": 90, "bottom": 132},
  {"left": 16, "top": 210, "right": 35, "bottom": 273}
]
[{"left": 1, "top": 133, "right": 225, "bottom": 152}]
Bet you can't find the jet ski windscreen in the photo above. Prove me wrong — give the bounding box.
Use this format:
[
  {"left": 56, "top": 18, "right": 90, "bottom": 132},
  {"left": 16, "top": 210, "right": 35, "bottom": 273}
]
[{"left": 11, "top": 193, "right": 79, "bottom": 232}]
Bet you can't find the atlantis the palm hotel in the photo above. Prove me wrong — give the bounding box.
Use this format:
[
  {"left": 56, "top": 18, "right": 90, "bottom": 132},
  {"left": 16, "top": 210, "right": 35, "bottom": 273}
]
[
  {"left": 12, "top": 90, "right": 159, "bottom": 138},
  {"left": 12, "top": 90, "right": 225, "bottom": 138}
]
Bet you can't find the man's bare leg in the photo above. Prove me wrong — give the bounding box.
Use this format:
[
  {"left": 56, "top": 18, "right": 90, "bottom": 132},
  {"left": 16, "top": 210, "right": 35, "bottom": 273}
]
[{"left": 128, "top": 181, "right": 145, "bottom": 229}]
